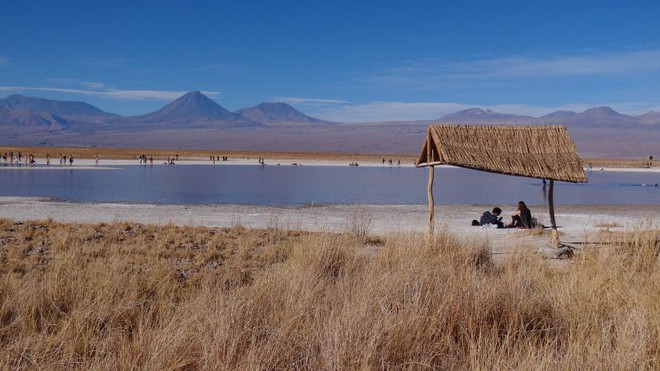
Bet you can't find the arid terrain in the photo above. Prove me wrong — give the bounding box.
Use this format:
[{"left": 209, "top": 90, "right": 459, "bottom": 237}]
[{"left": 0, "top": 218, "right": 658, "bottom": 368}]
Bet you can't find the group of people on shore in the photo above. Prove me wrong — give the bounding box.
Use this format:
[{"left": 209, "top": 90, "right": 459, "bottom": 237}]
[
  {"left": 472, "top": 201, "right": 539, "bottom": 229},
  {"left": 382, "top": 158, "right": 401, "bottom": 167},
  {"left": 2, "top": 151, "right": 75, "bottom": 166},
  {"left": 210, "top": 155, "right": 230, "bottom": 165},
  {"left": 138, "top": 154, "right": 154, "bottom": 165}
]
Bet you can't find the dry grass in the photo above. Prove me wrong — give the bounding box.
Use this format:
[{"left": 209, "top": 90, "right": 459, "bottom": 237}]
[{"left": 0, "top": 219, "right": 659, "bottom": 369}]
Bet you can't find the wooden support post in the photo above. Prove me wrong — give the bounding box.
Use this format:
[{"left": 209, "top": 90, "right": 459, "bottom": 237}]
[
  {"left": 428, "top": 165, "right": 435, "bottom": 238},
  {"left": 426, "top": 129, "right": 435, "bottom": 239},
  {"left": 548, "top": 179, "right": 559, "bottom": 248}
]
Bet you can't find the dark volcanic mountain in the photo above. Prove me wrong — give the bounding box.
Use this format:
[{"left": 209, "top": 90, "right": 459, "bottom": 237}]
[
  {"left": 439, "top": 108, "right": 535, "bottom": 123},
  {"left": 132, "top": 91, "right": 260, "bottom": 127},
  {"left": 236, "top": 102, "right": 332, "bottom": 125}
]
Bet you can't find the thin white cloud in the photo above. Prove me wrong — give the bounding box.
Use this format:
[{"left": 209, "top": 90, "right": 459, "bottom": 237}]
[
  {"left": 273, "top": 96, "right": 352, "bottom": 105},
  {"left": 368, "top": 49, "right": 660, "bottom": 86},
  {"left": 81, "top": 81, "right": 108, "bottom": 90},
  {"left": 0, "top": 85, "right": 220, "bottom": 101},
  {"left": 309, "top": 102, "right": 471, "bottom": 122},
  {"left": 75, "top": 57, "right": 129, "bottom": 68},
  {"left": 196, "top": 63, "right": 247, "bottom": 74},
  {"left": 44, "top": 77, "right": 79, "bottom": 85}
]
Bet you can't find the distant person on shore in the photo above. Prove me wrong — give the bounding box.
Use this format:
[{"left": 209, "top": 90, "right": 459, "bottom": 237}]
[
  {"left": 95, "top": 154, "right": 99, "bottom": 165},
  {"left": 46, "top": 153, "right": 50, "bottom": 165},
  {"left": 506, "top": 201, "right": 532, "bottom": 229},
  {"left": 69, "top": 155, "right": 74, "bottom": 166}
]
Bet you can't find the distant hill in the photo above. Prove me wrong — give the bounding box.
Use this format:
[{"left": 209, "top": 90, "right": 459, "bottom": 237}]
[
  {"left": 637, "top": 110, "right": 660, "bottom": 124},
  {"left": 0, "top": 94, "right": 114, "bottom": 131},
  {"left": 0, "top": 94, "right": 112, "bottom": 117},
  {"left": 236, "top": 102, "right": 333, "bottom": 125},
  {"left": 438, "top": 106, "right": 659, "bottom": 127},
  {"left": 541, "top": 110, "right": 577, "bottom": 119},
  {"left": 131, "top": 91, "right": 260, "bottom": 127},
  {"left": 439, "top": 108, "right": 536, "bottom": 124},
  {"left": 563, "top": 106, "right": 637, "bottom": 127},
  {"left": 0, "top": 109, "right": 70, "bottom": 131}
]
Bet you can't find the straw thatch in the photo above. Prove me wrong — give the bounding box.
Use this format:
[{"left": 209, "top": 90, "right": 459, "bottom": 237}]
[{"left": 416, "top": 124, "right": 587, "bottom": 183}]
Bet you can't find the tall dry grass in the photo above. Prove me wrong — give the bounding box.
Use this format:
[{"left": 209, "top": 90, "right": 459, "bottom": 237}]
[{"left": 0, "top": 218, "right": 658, "bottom": 369}]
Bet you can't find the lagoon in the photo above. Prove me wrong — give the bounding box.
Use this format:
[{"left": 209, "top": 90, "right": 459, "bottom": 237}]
[{"left": 0, "top": 164, "right": 658, "bottom": 206}]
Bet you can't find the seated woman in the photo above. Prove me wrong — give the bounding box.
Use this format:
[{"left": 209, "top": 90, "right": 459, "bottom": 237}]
[{"left": 506, "top": 201, "right": 532, "bottom": 228}]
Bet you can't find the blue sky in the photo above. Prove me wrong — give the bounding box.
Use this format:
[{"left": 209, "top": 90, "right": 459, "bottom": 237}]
[{"left": 2, "top": 0, "right": 660, "bottom": 121}]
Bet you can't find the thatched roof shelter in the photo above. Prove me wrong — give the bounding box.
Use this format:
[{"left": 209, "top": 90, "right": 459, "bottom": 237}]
[
  {"left": 416, "top": 124, "right": 587, "bottom": 248},
  {"left": 416, "top": 124, "right": 587, "bottom": 183}
]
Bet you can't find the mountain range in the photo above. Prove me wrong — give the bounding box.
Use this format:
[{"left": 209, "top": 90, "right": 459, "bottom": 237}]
[
  {"left": 439, "top": 106, "right": 660, "bottom": 127},
  {"left": 1, "top": 91, "right": 658, "bottom": 158}
]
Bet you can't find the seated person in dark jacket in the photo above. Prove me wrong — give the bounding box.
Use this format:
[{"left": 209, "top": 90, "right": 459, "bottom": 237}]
[
  {"left": 477, "top": 207, "right": 504, "bottom": 228},
  {"left": 507, "top": 201, "right": 533, "bottom": 228}
]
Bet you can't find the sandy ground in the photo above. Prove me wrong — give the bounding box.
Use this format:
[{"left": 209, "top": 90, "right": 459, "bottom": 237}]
[{"left": 1, "top": 196, "right": 657, "bottom": 254}]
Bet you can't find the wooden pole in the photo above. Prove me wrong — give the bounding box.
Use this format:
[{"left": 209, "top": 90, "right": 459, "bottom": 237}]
[
  {"left": 428, "top": 165, "right": 435, "bottom": 238},
  {"left": 548, "top": 179, "right": 559, "bottom": 248},
  {"left": 426, "top": 128, "right": 435, "bottom": 239}
]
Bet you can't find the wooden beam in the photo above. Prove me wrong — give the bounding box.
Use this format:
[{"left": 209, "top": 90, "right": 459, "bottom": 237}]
[{"left": 548, "top": 179, "right": 559, "bottom": 248}]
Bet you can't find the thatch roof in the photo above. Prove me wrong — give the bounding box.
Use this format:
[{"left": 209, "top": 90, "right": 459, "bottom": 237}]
[{"left": 416, "top": 124, "right": 588, "bottom": 183}]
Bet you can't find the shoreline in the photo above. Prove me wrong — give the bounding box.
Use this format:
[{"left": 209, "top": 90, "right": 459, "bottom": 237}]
[
  {"left": 1, "top": 196, "right": 657, "bottom": 252},
  {"left": 1, "top": 157, "right": 659, "bottom": 173},
  {"left": 1, "top": 145, "right": 657, "bottom": 170}
]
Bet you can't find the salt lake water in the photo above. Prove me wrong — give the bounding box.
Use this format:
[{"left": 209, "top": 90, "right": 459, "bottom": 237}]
[{"left": 0, "top": 164, "right": 658, "bottom": 206}]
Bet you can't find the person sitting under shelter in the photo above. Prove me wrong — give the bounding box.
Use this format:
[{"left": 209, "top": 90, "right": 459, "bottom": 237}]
[
  {"left": 506, "top": 201, "right": 533, "bottom": 229},
  {"left": 472, "top": 207, "right": 504, "bottom": 228}
]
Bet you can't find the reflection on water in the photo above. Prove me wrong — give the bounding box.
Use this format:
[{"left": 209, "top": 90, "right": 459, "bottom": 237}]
[{"left": 0, "top": 165, "right": 658, "bottom": 206}]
